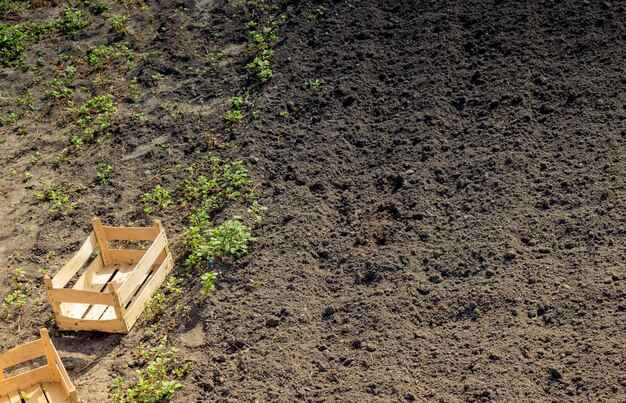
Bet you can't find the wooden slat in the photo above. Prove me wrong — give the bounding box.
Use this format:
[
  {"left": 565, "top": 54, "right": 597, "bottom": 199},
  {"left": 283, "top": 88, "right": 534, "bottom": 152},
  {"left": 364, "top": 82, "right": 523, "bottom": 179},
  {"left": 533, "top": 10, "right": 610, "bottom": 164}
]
[
  {"left": 39, "top": 330, "right": 60, "bottom": 384},
  {"left": 44, "top": 382, "right": 72, "bottom": 403},
  {"left": 95, "top": 264, "right": 135, "bottom": 321},
  {"left": 102, "top": 226, "right": 160, "bottom": 241},
  {"left": 56, "top": 316, "right": 127, "bottom": 334},
  {"left": 85, "top": 263, "right": 133, "bottom": 321},
  {"left": 47, "top": 288, "right": 117, "bottom": 306},
  {"left": 124, "top": 253, "right": 173, "bottom": 330},
  {"left": 61, "top": 261, "right": 117, "bottom": 319},
  {"left": 6, "top": 391, "right": 21, "bottom": 403},
  {"left": 19, "top": 384, "right": 48, "bottom": 403},
  {"left": 77, "top": 255, "right": 104, "bottom": 288},
  {"left": 51, "top": 233, "right": 97, "bottom": 288},
  {"left": 117, "top": 230, "right": 167, "bottom": 305},
  {"left": 92, "top": 218, "right": 112, "bottom": 266},
  {"left": 110, "top": 249, "right": 146, "bottom": 265},
  {"left": 0, "top": 367, "right": 52, "bottom": 395},
  {"left": 44, "top": 333, "right": 76, "bottom": 400},
  {"left": 0, "top": 340, "right": 44, "bottom": 371}
]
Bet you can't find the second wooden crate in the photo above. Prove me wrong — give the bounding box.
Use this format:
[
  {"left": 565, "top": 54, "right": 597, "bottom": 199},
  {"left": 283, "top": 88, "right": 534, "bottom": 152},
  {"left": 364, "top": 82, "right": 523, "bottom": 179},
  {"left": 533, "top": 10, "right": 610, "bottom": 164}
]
[
  {"left": 0, "top": 329, "right": 79, "bottom": 402},
  {"left": 44, "top": 218, "right": 173, "bottom": 333}
]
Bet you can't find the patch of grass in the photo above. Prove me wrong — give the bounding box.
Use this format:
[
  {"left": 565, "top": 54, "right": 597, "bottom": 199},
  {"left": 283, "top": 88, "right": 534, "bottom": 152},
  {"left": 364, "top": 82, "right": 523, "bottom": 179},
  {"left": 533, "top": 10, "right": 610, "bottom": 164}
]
[
  {"left": 0, "top": 23, "right": 26, "bottom": 65},
  {"left": 107, "top": 14, "right": 130, "bottom": 35},
  {"left": 92, "top": 0, "right": 111, "bottom": 14},
  {"left": 0, "top": 8, "right": 89, "bottom": 65},
  {"left": 46, "top": 65, "right": 77, "bottom": 100}
]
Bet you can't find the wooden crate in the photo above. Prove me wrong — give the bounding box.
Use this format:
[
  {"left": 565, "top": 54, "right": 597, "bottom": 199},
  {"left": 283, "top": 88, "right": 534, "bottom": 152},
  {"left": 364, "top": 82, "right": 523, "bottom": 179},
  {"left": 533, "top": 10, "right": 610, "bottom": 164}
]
[
  {"left": 44, "top": 218, "right": 173, "bottom": 334},
  {"left": 0, "top": 329, "right": 79, "bottom": 402}
]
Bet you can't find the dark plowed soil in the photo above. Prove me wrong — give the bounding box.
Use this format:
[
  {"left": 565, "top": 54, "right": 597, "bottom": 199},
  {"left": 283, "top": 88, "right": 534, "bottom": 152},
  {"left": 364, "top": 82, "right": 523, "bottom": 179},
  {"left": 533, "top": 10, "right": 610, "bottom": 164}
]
[
  {"left": 206, "top": 1, "right": 626, "bottom": 401},
  {"left": 0, "top": 0, "right": 624, "bottom": 401}
]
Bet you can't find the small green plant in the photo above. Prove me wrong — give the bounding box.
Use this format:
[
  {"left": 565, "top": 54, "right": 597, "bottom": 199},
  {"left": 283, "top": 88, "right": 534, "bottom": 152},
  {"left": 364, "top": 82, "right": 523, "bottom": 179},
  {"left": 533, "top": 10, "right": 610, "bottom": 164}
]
[
  {"left": 200, "top": 272, "right": 216, "bottom": 296},
  {"left": 247, "top": 49, "right": 274, "bottom": 83},
  {"left": 34, "top": 181, "right": 84, "bottom": 218},
  {"left": 144, "top": 292, "right": 165, "bottom": 322},
  {"left": 141, "top": 185, "right": 172, "bottom": 214},
  {"left": 70, "top": 94, "right": 118, "bottom": 146},
  {"left": 307, "top": 78, "right": 325, "bottom": 93},
  {"left": 57, "top": 8, "right": 89, "bottom": 35},
  {"left": 307, "top": 5, "right": 326, "bottom": 20},
  {"left": 96, "top": 163, "right": 113, "bottom": 184},
  {"left": 47, "top": 65, "right": 77, "bottom": 100},
  {"left": 0, "top": 23, "right": 26, "bottom": 65},
  {"left": 183, "top": 219, "right": 255, "bottom": 270},
  {"left": 225, "top": 109, "right": 243, "bottom": 123},
  {"left": 225, "top": 95, "right": 248, "bottom": 123},
  {"left": 111, "top": 339, "right": 190, "bottom": 403},
  {"left": 1, "top": 268, "right": 29, "bottom": 321},
  {"left": 0, "top": 112, "right": 18, "bottom": 126},
  {"left": 231, "top": 95, "right": 248, "bottom": 110},
  {"left": 247, "top": 200, "right": 267, "bottom": 223},
  {"left": 92, "top": 0, "right": 111, "bottom": 14},
  {"left": 144, "top": 277, "right": 181, "bottom": 321},
  {"left": 108, "top": 14, "right": 130, "bottom": 35},
  {"left": 204, "top": 50, "right": 225, "bottom": 64},
  {"left": 88, "top": 42, "right": 132, "bottom": 70}
]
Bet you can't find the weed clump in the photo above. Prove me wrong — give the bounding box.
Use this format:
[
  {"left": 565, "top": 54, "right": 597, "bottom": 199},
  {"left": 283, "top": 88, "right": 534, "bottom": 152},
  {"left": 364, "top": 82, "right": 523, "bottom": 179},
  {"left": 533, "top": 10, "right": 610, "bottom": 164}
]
[{"left": 111, "top": 338, "right": 190, "bottom": 403}]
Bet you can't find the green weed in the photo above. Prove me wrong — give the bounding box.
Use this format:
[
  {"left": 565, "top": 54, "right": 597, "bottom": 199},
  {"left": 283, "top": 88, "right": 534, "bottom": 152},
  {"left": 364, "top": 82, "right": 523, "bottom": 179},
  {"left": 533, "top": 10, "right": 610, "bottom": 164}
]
[
  {"left": 96, "top": 163, "right": 113, "bottom": 184},
  {"left": 57, "top": 8, "right": 89, "bottom": 35},
  {"left": 246, "top": 49, "right": 274, "bottom": 83},
  {"left": 183, "top": 219, "right": 255, "bottom": 270},
  {"left": 141, "top": 185, "right": 172, "bottom": 214},
  {"left": 34, "top": 181, "right": 84, "bottom": 218},
  {"left": 88, "top": 42, "right": 133, "bottom": 70},
  {"left": 1, "top": 268, "right": 28, "bottom": 321},
  {"left": 307, "top": 78, "right": 325, "bottom": 93},
  {"left": 111, "top": 338, "right": 190, "bottom": 403},
  {"left": 201, "top": 272, "right": 216, "bottom": 296}
]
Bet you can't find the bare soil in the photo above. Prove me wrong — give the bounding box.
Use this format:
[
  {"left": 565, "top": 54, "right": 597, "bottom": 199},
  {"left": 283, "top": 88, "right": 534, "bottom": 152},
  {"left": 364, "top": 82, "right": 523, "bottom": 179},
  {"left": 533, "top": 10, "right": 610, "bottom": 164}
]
[{"left": 0, "top": 0, "right": 625, "bottom": 402}]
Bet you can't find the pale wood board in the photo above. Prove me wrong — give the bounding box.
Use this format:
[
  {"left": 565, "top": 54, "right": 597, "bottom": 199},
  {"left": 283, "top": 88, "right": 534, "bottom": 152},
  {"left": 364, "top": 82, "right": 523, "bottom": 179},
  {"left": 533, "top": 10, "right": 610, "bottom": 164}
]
[
  {"left": 19, "top": 384, "right": 48, "bottom": 403},
  {"left": 102, "top": 226, "right": 159, "bottom": 241},
  {"left": 44, "top": 382, "right": 73, "bottom": 402},
  {"left": 110, "top": 249, "right": 147, "bottom": 265},
  {"left": 91, "top": 218, "right": 112, "bottom": 266},
  {"left": 124, "top": 253, "right": 173, "bottom": 330},
  {"left": 96, "top": 263, "right": 136, "bottom": 321},
  {"left": 5, "top": 391, "right": 20, "bottom": 403},
  {"left": 51, "top": 232, "right": 97, "bottom": 288},
  {"left": 0, "top": 339, "right": 44, "bottom": 372},
  {"left": 0, "top": 367, "right": 51, "bottom": 396},
  {"left": 56, "top": 316, "right": 127, "bottom": 333},
  {"left": 48, "top": 288, "right": 117, "bottom": 306},
  {"left": 117, "top": 230, "right": 166, "bottom": 304},
  {"left": 60, "top": 262, "right": 118, "bottom": 319}
]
